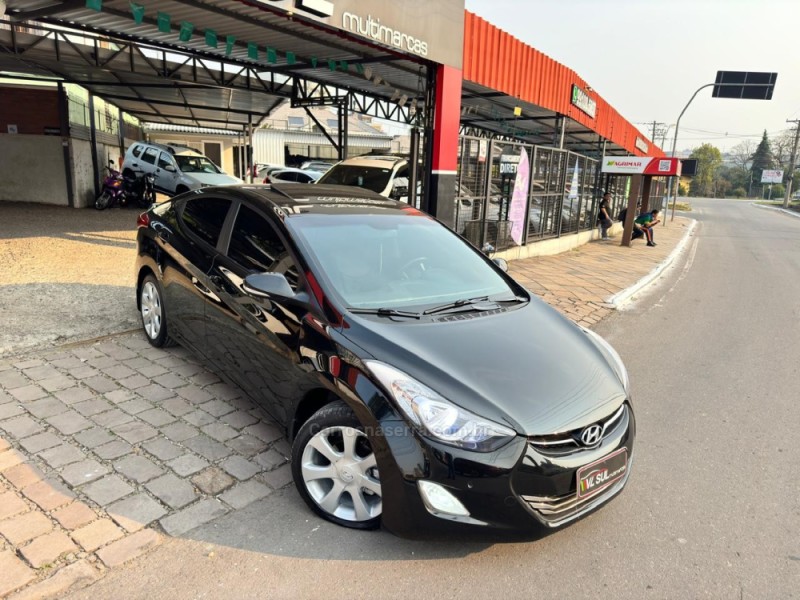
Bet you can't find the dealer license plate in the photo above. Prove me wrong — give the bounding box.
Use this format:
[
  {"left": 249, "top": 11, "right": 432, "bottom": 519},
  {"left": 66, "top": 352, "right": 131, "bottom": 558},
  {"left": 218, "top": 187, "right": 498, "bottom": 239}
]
[{"left": 577, "top": 447, "right": 628, "bottom": 499}]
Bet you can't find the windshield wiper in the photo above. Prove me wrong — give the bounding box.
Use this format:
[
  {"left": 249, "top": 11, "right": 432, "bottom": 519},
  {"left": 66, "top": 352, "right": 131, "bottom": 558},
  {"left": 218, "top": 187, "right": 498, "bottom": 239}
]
[
  {"left": 423, "top": 295, "right": 527, "bottom": 316},
  {"left": 348, "top": 307, "right": 422, "bottom": 319}
]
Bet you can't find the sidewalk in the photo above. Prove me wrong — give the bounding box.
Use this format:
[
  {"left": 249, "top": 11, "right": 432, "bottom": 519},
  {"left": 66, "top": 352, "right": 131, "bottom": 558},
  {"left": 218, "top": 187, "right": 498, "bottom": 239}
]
[{"left": 0, "top": 204, "right": 695, "bottom": 598}]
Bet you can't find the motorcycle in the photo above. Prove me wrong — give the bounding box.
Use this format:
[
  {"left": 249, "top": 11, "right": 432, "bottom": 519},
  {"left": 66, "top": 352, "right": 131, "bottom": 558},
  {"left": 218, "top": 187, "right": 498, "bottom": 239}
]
[{"left": 95, "top": 160, "right": 155, "bottom": 210}]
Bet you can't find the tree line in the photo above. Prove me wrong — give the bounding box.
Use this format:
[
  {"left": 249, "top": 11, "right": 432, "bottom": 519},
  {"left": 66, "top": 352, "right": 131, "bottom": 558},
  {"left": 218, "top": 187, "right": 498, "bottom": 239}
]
[{"left": 682, "top": 129, "right": 798, "bottom": 199}]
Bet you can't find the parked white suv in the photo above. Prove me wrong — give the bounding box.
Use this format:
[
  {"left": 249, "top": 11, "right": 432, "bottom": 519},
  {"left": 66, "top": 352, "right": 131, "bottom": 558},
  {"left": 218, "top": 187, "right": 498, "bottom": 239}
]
[
  {"left": 316, "top": 155, "right": 410, "bottom": 199},
  {"left": 123, "top": 142, "right": 241, "bottom": 195}
]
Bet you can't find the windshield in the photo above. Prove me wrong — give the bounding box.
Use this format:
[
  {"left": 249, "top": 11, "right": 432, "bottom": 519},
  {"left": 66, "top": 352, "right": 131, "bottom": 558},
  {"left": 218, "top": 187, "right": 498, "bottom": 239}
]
[
  {"left": 174, "top": 155, "right": 222, "bottom": 174},
  {"left": 316, "top": 165, "right": 393, "bottom": 194},
  {"left": 287, "top": 214, "right": 515, "bottom": 310}
]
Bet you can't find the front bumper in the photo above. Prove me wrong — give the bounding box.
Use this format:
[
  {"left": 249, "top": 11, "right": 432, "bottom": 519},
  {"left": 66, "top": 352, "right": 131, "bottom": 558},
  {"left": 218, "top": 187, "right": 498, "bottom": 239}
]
[{"left": 377, "top": 402, "right": 635, "bottom": 538}]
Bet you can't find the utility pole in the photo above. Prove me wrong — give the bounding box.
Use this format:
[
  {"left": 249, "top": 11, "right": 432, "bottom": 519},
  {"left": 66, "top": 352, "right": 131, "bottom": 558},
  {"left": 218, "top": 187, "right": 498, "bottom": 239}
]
[{"left": 782, "top": 119, "right": 800, "bottom": 209}]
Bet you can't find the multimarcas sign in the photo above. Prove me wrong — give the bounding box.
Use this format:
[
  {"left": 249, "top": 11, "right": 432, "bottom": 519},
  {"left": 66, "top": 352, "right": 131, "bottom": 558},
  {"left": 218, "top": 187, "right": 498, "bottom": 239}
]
[
  {"left": 601, "top": 157, "right": 682, "bottom": 176},
  {"left": 251, "top": 0, "right": 464, "bottom": 68}
]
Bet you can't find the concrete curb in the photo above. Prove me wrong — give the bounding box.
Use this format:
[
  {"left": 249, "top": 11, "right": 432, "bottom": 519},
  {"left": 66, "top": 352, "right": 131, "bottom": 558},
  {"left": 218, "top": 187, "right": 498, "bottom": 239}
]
[
  {"left": 751, "top": 202, "right": 800, "bottom": 219},
  {"left": 607, "top": 218, "right": 698, "bottom": 309}
]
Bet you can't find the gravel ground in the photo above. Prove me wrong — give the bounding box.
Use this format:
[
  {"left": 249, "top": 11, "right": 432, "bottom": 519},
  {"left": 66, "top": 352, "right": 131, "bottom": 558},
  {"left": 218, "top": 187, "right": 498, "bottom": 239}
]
[{"left": 1, "top": 202, "right": 142, "bottom": 356}]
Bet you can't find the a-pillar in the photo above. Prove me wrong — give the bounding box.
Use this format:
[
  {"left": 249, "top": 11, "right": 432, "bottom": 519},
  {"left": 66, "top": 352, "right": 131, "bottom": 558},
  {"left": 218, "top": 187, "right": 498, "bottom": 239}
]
[
  {"left": 620, "top": 175, "right": 642, "bottom": 247},
  {"left": 428, "top": 65, "right": 462, "bottom": 229}
]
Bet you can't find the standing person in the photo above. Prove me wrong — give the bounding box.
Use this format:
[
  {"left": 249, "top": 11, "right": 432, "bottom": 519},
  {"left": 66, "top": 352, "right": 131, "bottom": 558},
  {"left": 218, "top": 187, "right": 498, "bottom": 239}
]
[
  {"left": 634, "top": 209, "right": 661, "bottom": 247},
  {"left": 597, "top": 193, "right": 613, "bottom": 240}
]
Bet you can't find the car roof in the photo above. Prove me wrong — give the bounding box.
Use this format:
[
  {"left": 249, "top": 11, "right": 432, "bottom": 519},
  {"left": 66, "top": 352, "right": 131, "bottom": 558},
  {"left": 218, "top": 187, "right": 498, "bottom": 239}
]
[
  {"left": 134, "top": 141, "right": 199, "bottom": 156},
  {"left": 330, "top": 156, "right": 407, "bottom": 168}
]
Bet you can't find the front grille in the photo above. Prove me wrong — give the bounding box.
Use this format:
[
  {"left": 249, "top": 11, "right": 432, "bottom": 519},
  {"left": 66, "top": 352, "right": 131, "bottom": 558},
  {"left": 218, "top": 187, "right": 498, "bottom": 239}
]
[
  {"left": 528, "top": 403, "right": 627, "bottom": 455},
  {"left": 520, "top": 462, "right": 631, "bottom": 528}
]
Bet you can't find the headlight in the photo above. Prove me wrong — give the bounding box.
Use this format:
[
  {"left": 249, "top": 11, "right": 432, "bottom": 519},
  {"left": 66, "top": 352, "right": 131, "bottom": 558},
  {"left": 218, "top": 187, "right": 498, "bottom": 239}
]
[
  {"left": 365, "top": 361, "right": 517, "bottom": 452},
  {"left": 582, "top": 328, "right": 629, "bottom": 391}
]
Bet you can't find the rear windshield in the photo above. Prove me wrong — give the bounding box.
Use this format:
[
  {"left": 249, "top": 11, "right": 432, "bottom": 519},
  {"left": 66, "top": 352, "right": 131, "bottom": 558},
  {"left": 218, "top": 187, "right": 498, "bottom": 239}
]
[{"left": 317, "top": 165, "right": 393, "bottom": 194}]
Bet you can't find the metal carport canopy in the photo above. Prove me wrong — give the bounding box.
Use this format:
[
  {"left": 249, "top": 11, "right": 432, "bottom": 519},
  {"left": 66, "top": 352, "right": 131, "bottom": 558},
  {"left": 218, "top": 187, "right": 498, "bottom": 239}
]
[{"left": 1, "top": 0, "right": 432, "bottom": 130}]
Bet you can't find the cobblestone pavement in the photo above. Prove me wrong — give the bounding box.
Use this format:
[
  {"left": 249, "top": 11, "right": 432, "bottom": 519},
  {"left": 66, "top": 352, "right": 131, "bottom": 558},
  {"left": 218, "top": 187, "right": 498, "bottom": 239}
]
[{"left": 0, "top": 211, "right": 693, "bottom": 598}]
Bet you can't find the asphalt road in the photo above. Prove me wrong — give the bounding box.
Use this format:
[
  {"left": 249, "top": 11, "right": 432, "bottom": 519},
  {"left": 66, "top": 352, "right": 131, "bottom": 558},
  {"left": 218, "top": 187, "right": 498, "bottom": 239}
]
[{"left": 67, "top": 199, "right": 799, "bottom": 600}]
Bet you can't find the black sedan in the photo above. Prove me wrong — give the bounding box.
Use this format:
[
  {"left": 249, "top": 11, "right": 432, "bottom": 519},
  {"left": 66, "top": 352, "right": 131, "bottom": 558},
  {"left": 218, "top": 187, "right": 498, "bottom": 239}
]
[{"left": 135, "top": 184, "right": 634, "bottom": 536}]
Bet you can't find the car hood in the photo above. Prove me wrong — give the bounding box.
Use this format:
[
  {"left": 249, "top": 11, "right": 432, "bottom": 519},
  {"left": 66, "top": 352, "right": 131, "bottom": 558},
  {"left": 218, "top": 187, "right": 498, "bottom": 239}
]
[
  {"left": 184, "top": 173, "right": 242, "bottom": 185},
  {"left": 341, "top": 299, "right": 627, "bottom": 436}
]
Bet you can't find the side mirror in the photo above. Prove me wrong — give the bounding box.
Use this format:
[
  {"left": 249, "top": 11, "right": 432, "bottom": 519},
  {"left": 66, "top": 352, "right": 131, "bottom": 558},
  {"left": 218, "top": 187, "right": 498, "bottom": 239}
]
[
  {"left": 164, "top": 164, "right": 177, "bottom": 173},
  {"left": 492, "top": 258, "right": 508, "bottom": 273},
  {"left": 243, "top": 273, "right": 295, "bottom": 300}
]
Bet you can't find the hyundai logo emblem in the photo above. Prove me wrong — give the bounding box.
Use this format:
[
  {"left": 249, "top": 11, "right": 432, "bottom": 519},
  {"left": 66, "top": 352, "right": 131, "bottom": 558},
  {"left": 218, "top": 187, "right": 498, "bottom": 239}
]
[{"left": 580, "top": 424, "right": 602, "bottom": 446}]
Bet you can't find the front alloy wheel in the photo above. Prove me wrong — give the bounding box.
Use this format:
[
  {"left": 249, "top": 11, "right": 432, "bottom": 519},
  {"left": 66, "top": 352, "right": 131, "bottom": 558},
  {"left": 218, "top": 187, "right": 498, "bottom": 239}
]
[{"left": 292, "top": 402, "right": 382, "bottom": 529}]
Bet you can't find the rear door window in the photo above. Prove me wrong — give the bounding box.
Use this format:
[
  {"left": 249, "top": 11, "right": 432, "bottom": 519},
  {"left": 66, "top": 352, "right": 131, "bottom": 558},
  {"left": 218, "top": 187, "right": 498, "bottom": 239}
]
[
  {"left": 141, "top": 147, "right": 159, "bottom": 165},
  {"left": 181, "top": 198, "right": 232, "bottom": 248}
]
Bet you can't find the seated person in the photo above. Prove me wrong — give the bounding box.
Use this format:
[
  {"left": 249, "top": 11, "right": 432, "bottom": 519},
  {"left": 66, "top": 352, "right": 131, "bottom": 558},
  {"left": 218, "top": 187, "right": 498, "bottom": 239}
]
[{"left": 631, "top": 209, "right": 661, "bottom": 247}]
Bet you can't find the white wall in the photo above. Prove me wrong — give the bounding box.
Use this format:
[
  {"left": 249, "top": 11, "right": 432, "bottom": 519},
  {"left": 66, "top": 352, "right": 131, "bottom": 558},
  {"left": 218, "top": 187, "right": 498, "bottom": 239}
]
[
  {"left": 253, "top": 130, "right": 286, "bottom": 166},
  {"left": 0, "top": 134, "right": 68, "bottom": 205}
]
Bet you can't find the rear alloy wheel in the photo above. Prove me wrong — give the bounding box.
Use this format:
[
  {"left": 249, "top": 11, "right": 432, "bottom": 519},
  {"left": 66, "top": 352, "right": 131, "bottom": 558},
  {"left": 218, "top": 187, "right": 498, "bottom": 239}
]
[
  {"left": 139, "top": 274, "right": 171, "bottom": 347},
  {"left": 292, "top": 401, "right": 382, "bottom": 529}
]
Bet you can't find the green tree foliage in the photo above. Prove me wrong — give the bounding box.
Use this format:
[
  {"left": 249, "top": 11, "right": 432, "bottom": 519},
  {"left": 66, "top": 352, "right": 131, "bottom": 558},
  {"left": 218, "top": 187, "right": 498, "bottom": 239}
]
[
  {"left": 750, "top": 130, "right": 774, "bottom": 194},
  {"left": 689, "top": 143, "right": 723, "bottom": 197}
]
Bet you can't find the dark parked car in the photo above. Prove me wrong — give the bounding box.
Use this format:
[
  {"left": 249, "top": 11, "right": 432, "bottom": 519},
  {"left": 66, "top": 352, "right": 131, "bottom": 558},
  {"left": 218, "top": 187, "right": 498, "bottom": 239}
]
[{"left": 135, "top": 184, "right": 634, "bottom": 536}]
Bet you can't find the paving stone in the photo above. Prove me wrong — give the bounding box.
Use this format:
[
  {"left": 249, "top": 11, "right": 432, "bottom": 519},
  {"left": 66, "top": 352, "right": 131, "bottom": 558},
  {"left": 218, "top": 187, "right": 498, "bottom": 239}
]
[
  {"left": 71, "top": 518, "right": 124, "bottom": 552},
  {"left": 71, "top": 348, "right": 102, "bottom": 361},
  {"left": 161, "top": 421, "right": 199, "bottom": 442},
  {"left": 60, "top": 459, "right": 109, "bottom": 486},
  {"left": 0, "top": 448, "right": 26, "bottom": 472},
  {"left": 107, "top": 493, "right": 167, "bottom": 532},
  {"left": 0, "top": 437, "right": 9, "bottom": 451},
  {"left": 225, "top": 434, "right": 268, "bottom": 458},
  {"left": 97, "top": 528, "right": 161, "bottom": 567},
  {"left": 19, "top": 530, "right": 79, "bottom": 568},
  {"left": 52, "top": 501, "right": 97, "bottom": 530},
  {"left": 49, "top": 356, "right": 85, "bottom": 369},
  {"left": 102, "top": 365, "right": 137, "bottom": 380},
  {"left": 137, "top": 408, "right": 177, "bottom": 427},
  {"left": 220, "top": 410, "right": 259, "bottom": 430},
  {"left": 176, "top": 385, "right": 214, "bottom": 405},
  {"left": 0, "top": 370, "right": 30, "bottom": 390},
  {"left": 118, "top": 374, "right": 151, "bottom": 390},
  {"left": 261, "top": 463, "right": 293, "bottom": 490},
  {"left": 55, "top": 387, "right": 95, "bottom": 405},
  {"left": 169, "top": 363, "right": 206, "bottom": 378},
  {"left": 10, "top": 559, "right": 98, "bottom": 600},
  {"left": 22, "top": 478, "right": 75, "bottom": 510},
  {"left": 68, "top": 366, "right": 100, "bottom": 380},
  {"left": 114, "top": 455, "right": 163, "bottom": 483},
  {"left": 191, "top": 467, "right": 235, "bottom": 495},
  {"left": 74, "top": 427, "right": 115, "bottom": 449},
  {"left": 81, "top": 475, "right": 134, "bottom": 507},
  {"left": 0, "top": 402, "right": 24, "bottom": 420},
  {"left": 87, "top": 356, "right": 118, "bottom": 369},
  {"left": 204, "top": 382, "right": 242, "bottom": 401},
  {"left": 22, "top": 365, "right": 61, "bottom": 381},
  {"left": 160, "top": 397, "right": 193, "bottom": 417},
  {"left": 200, "top": 422, "right": 238, "bottom": 442},
  {"left": 189, "top": 371, "right": 220, "bottom": 386},
  {"left": 0, "top": 416, "right": 42, "bottom": 438},
  {"left": 145, "top": 474, "right": 198, "bottom": 509},
  {"left": 167, "top": 454, "right": 209, "bottom": 477},
  {"left": 0, "top": 510, "right": 53, "bottom": 544},
  {"left": 39, "top": 444, "right": 86, "bottom": 468},
  {"left": 254, "top": 448, "right": 287, "bottom": 471},
  {"left": 134, "top": 363, "right": 168, "bottom": 378},
  {"left": 182, "top": 409, "right": 216, "bottom": 428},
  {"left": 198, "top": 399, "right": 235, "bottom": 418},
  {"left": 0, "top": 549, "right": 35, "bottom": 597},
  {"left": 38, "top": 375, "right": 76, "bottom": 393},
  {"left": 13, "top": 359, "right": 44, "bottom": 370},
  {"left": 220, "top": 455, "right": 260, "bottom": 481},
  {"left": 0, "top": 491, "right": 29, "bottom": 521},
  {"left": 272, "top": 439, "right": 292, "bottom": 458},
  {"left": 24, "top": 396, "right": 69, "bottom": 419},
  {"left": 118, "top": 398, "right": 153, "bottom": 415},
  {"left": 229, "top": 396, "right": 258, "bottom": 412},
  {"left": 90, "top": 408, "right": 133, "bottom": 428},
  {"left": 102, "top": 345, "right": 137, "bottom": 360},
  {"left": 183, "top": 434, "right": 232, "bottom": 461},
  {"left": 9, "top": 384, "right": 49, "bottom": 403},
  {"left": 73, "top": 398, "right": 113, "bottom": 417},
  {"left": 243, "top": 422, "right": 284, "bottom": 444},
  {"left": 137, "top": 384, "right": 174, "bottom": 403},
  {"left": 104, "top": 389, "right": 135, "bottom": 404},
  {"left": 220, "top": 480, "right": 272, "bottom": 510},
  {"left": 46, "top": 410, "right": 92, "bottom": 435},
  {"left": 94, "top": 440, "right": 133, "bottom": 460},
  {"left": 142, "top": 437, "right": 183, "bottom": 461},
  {"left": 153, "top": 373, "right": 188, "bottom": 390},
  {"left": 19, "top": 432, "right": 62, "bottom": 453},
  {"left": 159, "top": 498, "right": 229, "bottom": 537},
  {"left": 112, "top": 421, "right": 158, "bottom": 444},
  {"left": 3, "top": 462, "right": 45, "bottom": 488},
  {"left": 83, "top": 375, "right": 119, "bottom": 394}
]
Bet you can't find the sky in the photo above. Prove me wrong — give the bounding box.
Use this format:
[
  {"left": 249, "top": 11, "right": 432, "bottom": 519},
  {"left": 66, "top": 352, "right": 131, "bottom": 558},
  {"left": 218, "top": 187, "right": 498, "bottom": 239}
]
[{"left": 464, "top": 0, "right": 800, "bottom": 154}]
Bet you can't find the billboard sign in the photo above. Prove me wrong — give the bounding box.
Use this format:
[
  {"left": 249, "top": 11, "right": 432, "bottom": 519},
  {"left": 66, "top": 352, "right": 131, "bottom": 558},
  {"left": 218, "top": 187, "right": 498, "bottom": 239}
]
[
  {"left": 761, "top": 169, "right": 783, "bottom": 184},
  {"left": 601, "top": 157, "right": 682, "bottom": 176},
  {"left": 713, "top": 71, "right": 777, "bottom": 100}
]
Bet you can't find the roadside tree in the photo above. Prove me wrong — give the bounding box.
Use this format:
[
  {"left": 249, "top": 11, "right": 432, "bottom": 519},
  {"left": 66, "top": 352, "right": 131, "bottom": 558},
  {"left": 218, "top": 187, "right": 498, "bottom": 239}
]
[
  {"left": 689, "top": 143, "right": 723, "bottom": 197},
  {"left": 750, "top": 130, "right": 774, "bottom": 196}
]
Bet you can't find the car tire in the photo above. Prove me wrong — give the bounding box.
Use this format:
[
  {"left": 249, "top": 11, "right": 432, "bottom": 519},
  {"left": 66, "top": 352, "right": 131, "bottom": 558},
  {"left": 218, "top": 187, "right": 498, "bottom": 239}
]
[
  {"left": 139, "top": 274, "right": 173, "bottom": 347},
  {"left": 95, "top": 191, "right": 111, "bottom": 210},
  {"left": 292, "top": 401, "right": 382, "bottom": 530}
]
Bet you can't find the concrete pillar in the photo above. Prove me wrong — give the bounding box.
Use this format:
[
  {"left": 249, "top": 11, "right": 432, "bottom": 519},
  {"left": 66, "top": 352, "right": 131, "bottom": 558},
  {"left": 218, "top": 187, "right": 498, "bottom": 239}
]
[
  {"left": 620, "top": 175, "right": 642, "bottom": 247},
  {"left": 428, "top": 64, "right": 462, "bottom": 230}
]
